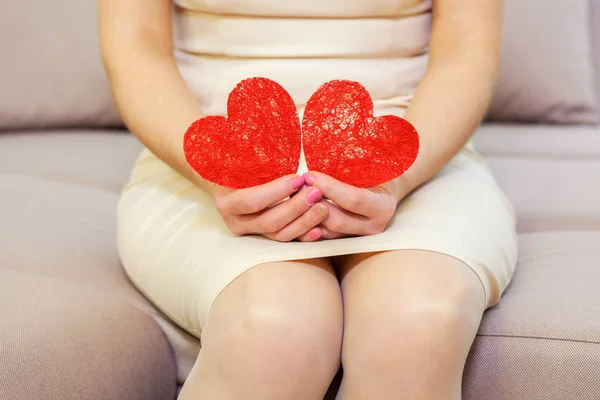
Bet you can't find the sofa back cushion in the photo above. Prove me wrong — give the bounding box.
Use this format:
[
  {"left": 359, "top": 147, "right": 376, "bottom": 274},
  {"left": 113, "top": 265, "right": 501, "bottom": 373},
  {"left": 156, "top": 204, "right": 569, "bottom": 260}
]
[
  {"left": 0, "top": 1, "right": 122, "bottom": 130},
  {"left": 1, "top": 0, "right": 599, "bottom": 129},
  {"left": 487, "top": 0, "right": 599, "bottom": 124},
  {"left": 592, "top": 0, "right": 600, "bottom": 107}
]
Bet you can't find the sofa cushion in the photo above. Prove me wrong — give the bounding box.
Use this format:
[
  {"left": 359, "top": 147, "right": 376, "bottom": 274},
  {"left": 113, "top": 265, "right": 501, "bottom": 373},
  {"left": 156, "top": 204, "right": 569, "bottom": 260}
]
[
  {"left": 0, "top": 271, "right": 176, "bottom": 400},
  {"left": 0, "top": 131, "right": 142, "bottom": 193},
  {"left": 0, "top": 131, "right": 201, "bottom": 388},
  {"left": 473, "top": 124, "right": 600, "bottom": 232},
  {"left": 591, "top": 0, "right": 600, "bottom": 106},
  {"left": 487, "top": 0, "right": 598, "bottom": 124},
  {"left": 0, "top": 174, "right": 177, "bottom": 400},
  {"left": 0, "top": 1, "right": 122, "bottom": 130},
  {"left": 486, "top": 156, "right": 600, "bottom": 232},
  {"left": 474, "top": 124, "right": 600, "bottom": 158},
  {"left": 463, "top": 231, "right": 600, "bottom": 399}
]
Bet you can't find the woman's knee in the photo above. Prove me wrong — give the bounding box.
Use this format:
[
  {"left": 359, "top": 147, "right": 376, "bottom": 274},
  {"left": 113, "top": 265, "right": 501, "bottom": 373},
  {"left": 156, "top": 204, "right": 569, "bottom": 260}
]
[
  {"left": 341, "top": 254, "right": 486, "bottom": 365},
  {"left": 343, "top": 293, "right": 472, "bottom": 364},
  {"left": 243, "top": 300, "right": 341, "bottom": 359},
  {"left": 203, "top": 259, "right": 344, "bottom": 373}
]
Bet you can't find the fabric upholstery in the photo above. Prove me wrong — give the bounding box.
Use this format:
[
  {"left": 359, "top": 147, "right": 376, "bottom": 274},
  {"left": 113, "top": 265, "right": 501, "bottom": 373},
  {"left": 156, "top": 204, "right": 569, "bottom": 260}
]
[
  {"left": 487, "top": 0, "right": 599, "bottom": 123},
  {"left": 0, "top": 1, "right": 122, "bottom": 130},
  {"left": 0, "top": 132, "right": 201, "bottom": 389},
  {"left": 463, "top": 231, "right": 600, "bottom": 399},
  {"left": 0, "top": 175, "right": 177, "bottom": 399},
  {"left": 0, "top": 271, "right": 176, "bottom": 400},
  {"left": 479, "top": 232, "right": 600, "bottom": 340},
  {"left": 591, "top": 0, "right": 600, "bottom": 107},
  {"left": 464, "top": 336, "right": 600, "bottom": 399},
  {"left": 472, "top": 124, "right": 600, "bottom": 232},
  {"left": 0, "top": 131, "right": 141, "bottom": 193},
  {"left": 474, "top": 124, "right": 600, "bottom": 158},
  {"left": 484, "top": 156, "right": 600, "bottom": 232}
]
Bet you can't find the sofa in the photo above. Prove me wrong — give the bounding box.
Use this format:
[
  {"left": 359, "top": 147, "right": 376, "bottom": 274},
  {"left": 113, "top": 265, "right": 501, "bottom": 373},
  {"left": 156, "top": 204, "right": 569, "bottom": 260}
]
[{"left": 1, "top": 1, "right": 600, "bottom": 399}]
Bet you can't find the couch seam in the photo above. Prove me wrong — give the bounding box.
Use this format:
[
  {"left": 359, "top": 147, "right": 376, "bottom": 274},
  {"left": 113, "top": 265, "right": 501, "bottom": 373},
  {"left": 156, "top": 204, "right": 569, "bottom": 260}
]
[
  {"left": 479, "top": 152, "right": 600, "bottom": 161},
  {"left": 0, "top": 172, "right": 122, "bottom": 195},
  {"left": 477, "top": 333, "right": 600, "bottom": 346}
]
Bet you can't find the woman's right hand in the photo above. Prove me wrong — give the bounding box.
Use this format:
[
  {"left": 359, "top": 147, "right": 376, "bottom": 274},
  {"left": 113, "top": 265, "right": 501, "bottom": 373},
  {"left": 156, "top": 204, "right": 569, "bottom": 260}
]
[{"left": 211, "top": 175, "right": 328, "bottom": 242}]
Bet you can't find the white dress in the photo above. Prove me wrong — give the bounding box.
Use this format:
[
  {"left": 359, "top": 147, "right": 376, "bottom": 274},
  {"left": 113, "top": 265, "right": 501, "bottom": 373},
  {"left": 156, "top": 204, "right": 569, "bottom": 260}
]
[{"left": 117, "top": 0, "right": 518, "bottom": 338}]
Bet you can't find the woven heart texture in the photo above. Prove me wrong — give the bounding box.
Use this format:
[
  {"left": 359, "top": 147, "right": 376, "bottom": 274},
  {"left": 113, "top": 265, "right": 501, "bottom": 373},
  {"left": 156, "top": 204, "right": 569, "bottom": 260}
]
[
  {"left": 184, "top": 78, "right": 419, "bottom": 189},
  {"left": 302, "top": 80, "right": 419, "bottom": 188},
  {"left": 183, "top": 77, "right": 301, "bottom": 189}
]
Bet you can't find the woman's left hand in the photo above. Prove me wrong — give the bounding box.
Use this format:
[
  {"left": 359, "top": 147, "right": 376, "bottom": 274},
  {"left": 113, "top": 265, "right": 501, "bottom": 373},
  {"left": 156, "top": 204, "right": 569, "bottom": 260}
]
[{"left": 302, "top": 172, "right": 407, "bottom": 239}]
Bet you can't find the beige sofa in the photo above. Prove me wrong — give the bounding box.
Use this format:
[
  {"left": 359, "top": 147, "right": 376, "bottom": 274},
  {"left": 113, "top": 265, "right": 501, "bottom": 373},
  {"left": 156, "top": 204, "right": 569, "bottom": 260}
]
[{"left": 1, "top": 1, "right": 600, "bottom": 399}]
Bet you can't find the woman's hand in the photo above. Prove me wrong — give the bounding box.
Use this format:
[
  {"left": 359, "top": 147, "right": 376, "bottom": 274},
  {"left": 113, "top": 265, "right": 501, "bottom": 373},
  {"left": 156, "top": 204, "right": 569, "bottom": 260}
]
[
  {"left": 212, "top": 174, "right": 328, "bottom": 242},
  {"left": 303, "top": 172, "right": 405, "bottom": 239}
]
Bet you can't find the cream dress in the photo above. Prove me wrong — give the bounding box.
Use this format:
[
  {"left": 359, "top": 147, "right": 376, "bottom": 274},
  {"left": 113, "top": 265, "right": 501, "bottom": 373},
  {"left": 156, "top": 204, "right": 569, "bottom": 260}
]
[{"left": 117, "top": 0, "right": 518, "bottom": 338}]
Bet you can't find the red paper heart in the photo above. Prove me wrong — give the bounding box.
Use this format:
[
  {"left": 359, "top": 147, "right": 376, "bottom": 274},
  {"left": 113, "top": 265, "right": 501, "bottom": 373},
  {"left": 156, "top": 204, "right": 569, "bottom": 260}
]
[
  {"left": 184, "top": 77, "right": 301, "bottom": 189},
  {"left": 302, "top": 80, "right": 419, "bottom": 188}
]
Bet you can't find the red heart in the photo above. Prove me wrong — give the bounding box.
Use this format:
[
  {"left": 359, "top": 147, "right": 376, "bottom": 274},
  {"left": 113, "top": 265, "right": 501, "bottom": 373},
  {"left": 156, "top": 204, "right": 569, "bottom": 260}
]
[
  {"left": 184, "top": 77, "right": 301, "bottom": 189},
  {"left": 302, "top": 80, "right": 419, "bottom": 188}
]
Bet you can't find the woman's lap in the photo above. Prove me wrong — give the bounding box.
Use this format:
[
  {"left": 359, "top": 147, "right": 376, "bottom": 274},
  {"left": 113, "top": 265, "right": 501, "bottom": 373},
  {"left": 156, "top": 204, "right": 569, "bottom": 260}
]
[{"left": 117, "top": 148, "right": 517, "bottom": 337}]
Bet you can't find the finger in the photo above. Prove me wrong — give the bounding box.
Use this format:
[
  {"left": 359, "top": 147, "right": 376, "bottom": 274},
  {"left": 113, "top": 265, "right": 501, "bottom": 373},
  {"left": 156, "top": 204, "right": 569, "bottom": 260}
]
[
  {"left": 242, "top": 186, "right": 323, "bottom": 233},
  {"left": 319, "top": 226, "right": 348, "bottom": 240},
  {"left": 224, "top": 174, "right": 305, "bottom": 214},
  {"left": 264, "top": 203, "right": 328, "bottom": 242},
  {"left": 320, "top": 201, "right": 370, "bottom": 236},
  {"left": 303, "top": 172, "right": 379, "bottom": 216},
  {"left": 297, "top": 227, "right": 323, "bottom": 242}
]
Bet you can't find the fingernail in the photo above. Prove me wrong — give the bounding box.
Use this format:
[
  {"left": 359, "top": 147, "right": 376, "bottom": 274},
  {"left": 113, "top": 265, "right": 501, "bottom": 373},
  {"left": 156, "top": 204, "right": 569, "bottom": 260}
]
[
  {"left": 313, "top": 204, "right": 327, "bottom": 216},
  {"left": 310, "top": 228, "right": 322, "bottom": 240},
  {"left": 307, "top": 189, "right": 322, "bottom": 204},
  {"left": 290, "top": 176, "right": 305, "bottom": 190},
  {"left": 303, "top": 173, "right": 315, "bottom": 186}
]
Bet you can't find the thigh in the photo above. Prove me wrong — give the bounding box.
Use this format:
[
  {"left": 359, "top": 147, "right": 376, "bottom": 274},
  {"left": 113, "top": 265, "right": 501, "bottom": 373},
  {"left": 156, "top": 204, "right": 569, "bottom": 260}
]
[{"left": 202, "top": 257, "right": 344, "bottom": 346}]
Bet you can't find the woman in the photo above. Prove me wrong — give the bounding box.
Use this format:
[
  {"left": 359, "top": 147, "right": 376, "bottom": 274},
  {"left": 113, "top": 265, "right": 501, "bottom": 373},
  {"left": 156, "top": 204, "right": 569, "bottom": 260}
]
[{"left": 99, "top": 0, "right": 517, "bottom": 398}]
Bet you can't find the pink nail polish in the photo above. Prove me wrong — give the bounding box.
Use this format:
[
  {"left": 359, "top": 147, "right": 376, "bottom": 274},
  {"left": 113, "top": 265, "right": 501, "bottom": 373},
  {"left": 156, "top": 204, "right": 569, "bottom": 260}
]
[
  {"left": 307, "top": 189, "right": 322, "bottom": 204},
  {"left": 290, "top": 176, "right": 305, "bottom": 190},
  {"left": 310, "top": 228, "right": 322, "bottom": 240},
  {"left": 303, "top": 173, "right": 315, "bottom": 186}
]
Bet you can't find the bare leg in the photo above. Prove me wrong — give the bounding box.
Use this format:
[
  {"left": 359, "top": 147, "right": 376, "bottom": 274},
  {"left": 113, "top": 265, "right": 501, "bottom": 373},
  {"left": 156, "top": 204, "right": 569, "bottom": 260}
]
[
  {"left": 336, "top": 250, "right": 486, "bottom": 400},
  {"left": 178, "top": 258, "right": 343, "bottom": 400}
]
